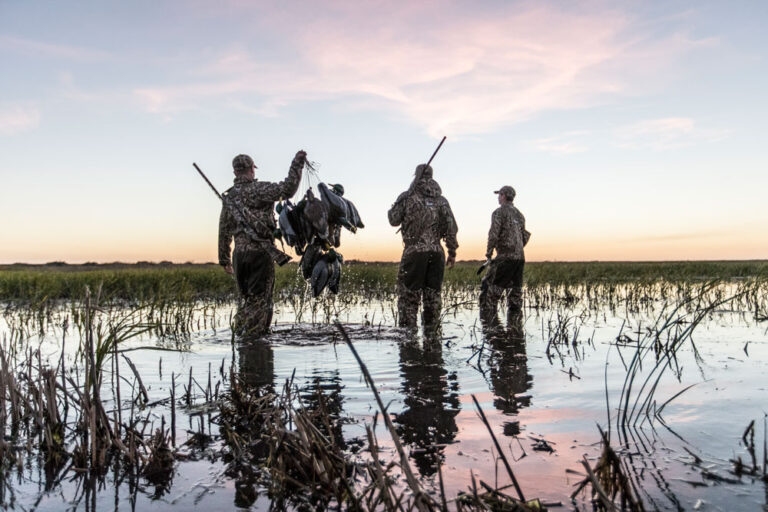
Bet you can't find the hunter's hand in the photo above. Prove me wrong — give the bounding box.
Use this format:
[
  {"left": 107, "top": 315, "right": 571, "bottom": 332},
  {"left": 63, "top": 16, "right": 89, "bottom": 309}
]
[
  {"left": 446, "top": 254, "right": 456, "bottom": 269},
  {"left": 223, "top": 264, "right": 234, "bottom": 275}
]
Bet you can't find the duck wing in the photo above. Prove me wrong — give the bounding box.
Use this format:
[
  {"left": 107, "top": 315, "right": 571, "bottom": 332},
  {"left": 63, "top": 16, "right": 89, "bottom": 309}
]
[{"left": 311, "top": 258, "right": 330, "bottom": 297}]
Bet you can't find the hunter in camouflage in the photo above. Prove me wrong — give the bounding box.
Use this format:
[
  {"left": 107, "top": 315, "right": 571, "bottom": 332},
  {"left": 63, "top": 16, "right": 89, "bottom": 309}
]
[
  {"left": 388, "top": 164, "right": 458, "bottom": 329},
  {"left": 219, "top": 151, "right": 306, "bottom": 337},
  {"left": 479, "top": 185, "right": 530, "bottom": 325}
]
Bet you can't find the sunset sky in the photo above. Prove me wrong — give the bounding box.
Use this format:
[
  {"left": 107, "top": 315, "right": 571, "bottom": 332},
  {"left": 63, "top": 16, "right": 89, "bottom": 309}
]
[{"left": 1, "top": 1, "right": 766, "bottom": 263}]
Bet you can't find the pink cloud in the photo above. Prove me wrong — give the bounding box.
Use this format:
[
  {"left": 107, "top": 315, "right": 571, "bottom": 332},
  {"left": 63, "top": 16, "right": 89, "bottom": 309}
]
[
  {"left": 0, "top": 104, "right": 40, "bottom": 136},
  {"left": 133, "top": 2, "right": 712, "bottom": 136}
]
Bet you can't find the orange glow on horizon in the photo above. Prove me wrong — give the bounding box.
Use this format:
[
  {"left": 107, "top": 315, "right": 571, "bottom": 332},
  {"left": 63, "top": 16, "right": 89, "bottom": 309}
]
[{"left": 3, "top": 235, "right": 767, "bottom": 265}]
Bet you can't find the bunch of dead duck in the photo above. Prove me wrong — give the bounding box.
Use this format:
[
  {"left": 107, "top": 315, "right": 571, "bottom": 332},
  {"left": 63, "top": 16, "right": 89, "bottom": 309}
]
[{"left": 276, "top": 182, "right": 364, "bottom": 297}]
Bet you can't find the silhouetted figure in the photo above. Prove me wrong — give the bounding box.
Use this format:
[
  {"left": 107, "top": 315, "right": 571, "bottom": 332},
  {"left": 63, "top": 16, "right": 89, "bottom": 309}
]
[
  {"left": 388, "top": 164, "right": 458, "bottom": 329},
  {"left": 219, "top": 151, "right": 306, "bottom": 337},
  {"left": 479, "top": 185, "right": 530, "bottom": 325},
  {"left": 394, "top": 333, "right": 460, "bottom": 476}
]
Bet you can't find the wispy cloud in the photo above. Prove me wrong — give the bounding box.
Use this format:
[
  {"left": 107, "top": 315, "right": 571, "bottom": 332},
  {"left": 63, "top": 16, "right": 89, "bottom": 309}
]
[
  {"left": 617, "top": 117, "right": 729, "bottom": 149},
  {"left": 0, "top": 104, "right": 40, "bottom": 136},
  {"left": 526, "top": 131, "right": 590, "bottom": 154},
  {"left": 132, "top": 2, "right": 713, "bottom": 136},
  {"left": 0, "top": 35, "right": 109, "bottom": 60}
]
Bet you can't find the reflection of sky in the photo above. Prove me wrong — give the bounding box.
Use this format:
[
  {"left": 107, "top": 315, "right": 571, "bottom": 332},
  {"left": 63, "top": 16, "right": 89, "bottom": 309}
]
[{"left": 1, "top": 1, "right": 767, "bottom": 262}]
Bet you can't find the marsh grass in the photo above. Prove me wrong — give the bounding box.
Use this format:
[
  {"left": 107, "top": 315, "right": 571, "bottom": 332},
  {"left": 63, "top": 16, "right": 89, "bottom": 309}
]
[
  {"left": 0, "top": 288, "right": 217, "bottom": 507},
  {"left": 2, "top": 260, "right": 766, "bottom": 305}
]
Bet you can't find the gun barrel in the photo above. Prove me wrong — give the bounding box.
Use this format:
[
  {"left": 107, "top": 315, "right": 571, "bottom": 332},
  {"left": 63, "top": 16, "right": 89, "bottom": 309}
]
[
  {"left": 193, "top": 162, "right": 222, "bottom": 200},
  {"left": 425, "top": 136, "right": 446, "bottom": 167}
]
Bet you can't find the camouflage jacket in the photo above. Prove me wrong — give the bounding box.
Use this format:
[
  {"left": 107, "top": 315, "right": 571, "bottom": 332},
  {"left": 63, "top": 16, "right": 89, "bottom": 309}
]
[
  {"left": 486, "top": 202, "right": 529, "bottom": 260},
  {"left": 218, "top": 155, "right": 303, "bottom": 266},
  {"left": 388, "top": 179, "right": 458, "bottom": 257}
]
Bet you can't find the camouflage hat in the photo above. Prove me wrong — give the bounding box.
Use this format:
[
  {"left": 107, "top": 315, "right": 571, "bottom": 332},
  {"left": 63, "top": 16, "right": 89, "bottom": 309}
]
[
  {"left": 232, "top": 154, "right": 257, "bottom": 173},
  {"left": 494, "top": 185, "right": 516, "bottom": 200}
]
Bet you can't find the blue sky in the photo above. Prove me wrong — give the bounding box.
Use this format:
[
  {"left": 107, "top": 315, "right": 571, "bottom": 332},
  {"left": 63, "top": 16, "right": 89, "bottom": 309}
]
[{"left": 1, "top": 1, "right": 766, "bottom": 262}]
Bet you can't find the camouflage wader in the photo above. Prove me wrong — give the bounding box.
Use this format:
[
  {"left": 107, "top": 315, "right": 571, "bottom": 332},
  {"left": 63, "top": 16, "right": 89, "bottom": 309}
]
[
  {"left": 388, "top": 165, "right": 458, "bottom": 329},
  {"left": 232, "top": 248, "right": 275, "bottom": 337},
  {"left": 479, "top": 257, "right": 524, "bottom": 325},
  {"left": 396, "top": 250, "right": 445, "bottom": 328}
]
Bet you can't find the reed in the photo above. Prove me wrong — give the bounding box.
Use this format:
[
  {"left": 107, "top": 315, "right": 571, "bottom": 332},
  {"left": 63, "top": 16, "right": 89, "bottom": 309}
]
[{"left": 571, "top": 427, "right": 645, "bottom": 511}]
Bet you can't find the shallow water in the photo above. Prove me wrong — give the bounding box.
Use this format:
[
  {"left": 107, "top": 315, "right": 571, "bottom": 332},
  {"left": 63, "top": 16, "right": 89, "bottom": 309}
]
[{"left": 2, "top": 290, "right": 768, "bottom": 511}]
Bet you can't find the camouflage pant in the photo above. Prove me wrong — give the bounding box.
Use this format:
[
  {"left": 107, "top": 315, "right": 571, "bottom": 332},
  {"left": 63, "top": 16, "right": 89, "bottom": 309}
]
[
  {"left": 479, "top": 258, "right": 524, "bottom": 325},
  {"left": 396, "top": 250, "right": 445, "bottom": 328},
  {"left": 233, "top": 248, "right": 275, "bottom": 338}
]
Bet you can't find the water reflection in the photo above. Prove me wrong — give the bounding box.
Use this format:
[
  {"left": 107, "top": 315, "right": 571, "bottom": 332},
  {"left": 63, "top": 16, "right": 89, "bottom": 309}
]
[
  {"left": 394, "top": 331, "right": 460, "bottom": 476},
  {"left": 224, "top": 341, "right": 275, "bottom": 508},
  {"left": 298, "top": 369, "right": 347, "bottom": 450},
  {"left": 227, "top": 342, "right": 351, "bottom": 508},
  {"left": 482, "top": 315, "right": 532, "bottom": 436},
  {"left": 237, "top": 340, "right": 275, "bottom": 394}
]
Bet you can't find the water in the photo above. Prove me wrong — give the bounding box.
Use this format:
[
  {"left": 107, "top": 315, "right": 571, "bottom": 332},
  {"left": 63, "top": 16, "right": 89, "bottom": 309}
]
[{"left": 2, "top": 289, "right": 767, "bottom": 511}]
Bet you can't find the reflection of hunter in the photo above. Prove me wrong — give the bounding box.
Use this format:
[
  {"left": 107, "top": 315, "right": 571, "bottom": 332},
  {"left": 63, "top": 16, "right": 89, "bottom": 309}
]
[
  {"left": 199, "top": 150, "right": 306, "bottom": 338},
  {"left": 483, "top": 317, "right": 532, "bottom": 436},
  {"left": 394, "top": 338, "right": 460, "bottom": 476}
]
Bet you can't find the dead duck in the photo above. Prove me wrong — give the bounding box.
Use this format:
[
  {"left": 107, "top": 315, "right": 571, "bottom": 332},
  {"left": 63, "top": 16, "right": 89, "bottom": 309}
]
[
  {"left": 311, "top": 256, "right": 330, "bottom": 297},
  {"left": 328, "top": 183, "right": 364, "bottom": 229},
  {"left": 327, "top": 250, "right": 342, "bottom": 294},
  {"left": 277, "top": 200, "right": 298, "bottom": 247},
  {"left": 300, "top": 243, "right": 322, "bottom": 280},
  {"left": 318, "top": 182, "right": 350, "bottom": 226},
  {"left": 302, "top": 189, "right": 330, "bottom": 242}
]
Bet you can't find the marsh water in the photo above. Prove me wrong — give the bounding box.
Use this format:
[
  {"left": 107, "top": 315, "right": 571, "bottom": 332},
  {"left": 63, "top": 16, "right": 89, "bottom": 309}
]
[{"left": 2, "top": 284, "right": 767, "bottom": 511}]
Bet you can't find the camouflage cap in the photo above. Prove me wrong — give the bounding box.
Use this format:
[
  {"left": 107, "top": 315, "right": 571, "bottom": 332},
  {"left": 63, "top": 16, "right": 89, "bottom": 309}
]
[
  {"left": 494, "top": 185, "right": 516, "bottom": 200},
  {"left": 232, "top": 154, "right": 257, "bottom": 173}
]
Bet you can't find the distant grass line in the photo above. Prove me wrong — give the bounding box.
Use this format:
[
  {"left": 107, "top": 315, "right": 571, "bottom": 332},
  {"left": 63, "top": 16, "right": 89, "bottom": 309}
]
[{"left": 0, "top": 261, "right": 766, "bottom": 304}]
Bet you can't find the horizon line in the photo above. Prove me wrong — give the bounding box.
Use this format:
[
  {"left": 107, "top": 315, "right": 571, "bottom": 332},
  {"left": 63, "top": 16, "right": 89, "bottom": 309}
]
[{"left": 3, "top": 258, "right": 767, "bottom": 266}]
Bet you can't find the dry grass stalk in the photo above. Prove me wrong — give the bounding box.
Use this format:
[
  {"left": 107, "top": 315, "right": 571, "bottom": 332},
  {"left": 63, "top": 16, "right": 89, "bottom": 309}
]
[{"left": 571, "top": 428, "right": 644, "bottom": 511}]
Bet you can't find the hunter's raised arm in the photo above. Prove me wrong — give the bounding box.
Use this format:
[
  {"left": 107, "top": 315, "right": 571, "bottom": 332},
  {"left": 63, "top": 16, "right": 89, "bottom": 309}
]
[{"left": 259, "top": 150, "right": 306, "bottom": 201}]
